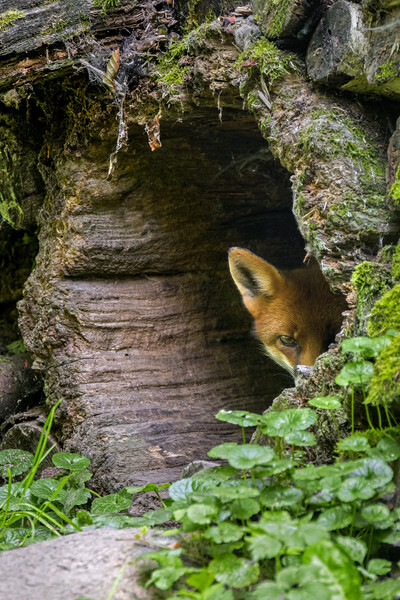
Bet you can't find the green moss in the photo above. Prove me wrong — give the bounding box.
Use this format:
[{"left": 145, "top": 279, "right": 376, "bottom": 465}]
[
  {"left": 297, "top": 108, "right": 385, "bottom": 182},
  {"left": 42, "top": 19, "right": 68, "bottom": 35},
  {"left": 367, "top": 333, "right": 400, "bottom": 407},
  {"left": 367, "top": 284, "right": 400, "bottom": 337},
  {"left": 0, "top": 9, "right": 25, "bottom": 30},
  {"left": 253, "top": 0, "right": 292, "bottom": 38},
  {"left": 374, "top": 60, "right": 399, "bottom": 84},
  {"left": 92, "top": 0, "right": 120, "bottom": 15},
  {"left": 389, "top": 164, "right": 400, "bottom": 207},
  {"left": 392, "top": 241, "right": 400, "bottom": 282},
  {"left": 352, "top": 261, "right": 392, "bottom": 331},
  {"left": 151, "top": 39, "right": 189, "bottom": 92},
  {"left": 235, "top": 39, "right": 299, "bottom": 86}
]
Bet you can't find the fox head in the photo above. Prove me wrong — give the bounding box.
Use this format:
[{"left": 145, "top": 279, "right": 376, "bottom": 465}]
[{"left": 228, "top": 248, "right": 347, "bottom": 375}]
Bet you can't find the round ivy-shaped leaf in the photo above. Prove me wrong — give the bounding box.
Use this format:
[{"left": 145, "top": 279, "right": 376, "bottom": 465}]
[
  {"left": 187, "top": 503, "right": 217, "bottom": 525},
  {"left": 91, "top": 491, "right": 133, "bottom": 514},
  {"left": 261, "top": 485, "right": 303, "bottom": 508},
  {"left": 209, "top": 555, "right": 260, "bottom": 588},
  {"left": 230, "top": 498, "right": 260, "bottom": 520},
  {"left": 297, "top": 523, "right": 330, "bottom": 545},
  {"left": 260, "top": 408, "right": 317, "bottom": 437},
  {"left": 208, "top": 443, "right": 239, "bottom": 460},
  {"left": 284, "top": 431, "right": 316, "bottom": 447},
  {"left": 366, "top": 559, "right": 392, "bottom": 576},
  {"left": 361, "top": 503, "right": 390, "bottom": 523},
  {"left": 204, "top": 522, "right": 244, "bottom": 543},
  {"left": 362, "top": 578, "right": 400, "bottom": 600},
  {"left": 308, "top": 397, "right": 341, "bottom": 410},
  {"left": 337, "top": 436, "right": 371, "bottom": 453},
  {"left": 335, "top": 536, "right": 367, "bottom": 564},
  {"left": 371, "top": 437, "right": 400, "bottom": 461},
  {"left": 335, "top": 361, "right": 374, "bottom": 386},
  {"left": 254, "top": 458, "right": 294, "bottom": 478},
  {"left": 338, "top": 477, "right": 375, "bottom": 502},
  {"left": 250, "top": 581, "right": 285, "bottom": 600},
  {"left": 167, "top": 478, "right": 209, "bottom": 501},
  {"left": 52, "top": 452, "right": 91, "bottom": 472},
  {"left": 30, "top": 478, "right": 67, "bottom": 501},
  {"left": 0, "top": 449, "right": 34, "bottom": 477},
  {"left": 211, "top": 444, "right": 275, "bottom": 469},
  {"left": 125, "top": 482, "right": 170, "bottom": 494},
  {"left": 210, "top": 484, "right": 260, "bottom": 501},
  {"left": 351, "top": 458, "right": 393, "bottom": 489},
  {"left": 215, "top": 409, "right": 263, "bottom": 427},
  {"left": 247, "top": 533, "right": 282, "bottom": 560},
  {"left": 317, "top": 506, "right": 353, "bottom": 531}
]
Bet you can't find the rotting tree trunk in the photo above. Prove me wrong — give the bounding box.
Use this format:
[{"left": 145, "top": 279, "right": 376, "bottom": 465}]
[{"left": 0, "top": 0, "right": 399, "bottom": 487}]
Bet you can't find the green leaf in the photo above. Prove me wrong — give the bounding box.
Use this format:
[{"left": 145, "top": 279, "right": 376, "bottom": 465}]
[
  {"left": 62, "top": 488, "right": 92, "bottom": 514},
  {"left": 247, "top": 533, "right": 282, "bottom": 560},
  {"left": 209, "top": 484, "right": 260, "bottom": 501},
  {"left": 337, "top": 477, "right": 375, "bottom": 502},
  {"left": 52, "top": 452, "right": 91, "bottom": 472},
  {"left": 207, "top": 443, "right": 239, "bottom": 460},
  {"left": 335, "top": 361, "right": 374, "bottom": 386},
  {"left": 303, "top": 540, "right": 362, "bottom": 599},
  {"left": 366, "top": 559, "right": 391, "bottom": 576},
  {"left": 204, "top": 522, "right": 244, "bottom": 543},
  {"left": 0, "top": 449, "right": 34, "bottom": 477},
  {"left": 369, "top": 436, "right": 400, "bottom": 461},
  {"left": 209, "top": 555, "right": 260, "bottom": 588},
  {"left": 361, "top": 503, "right": 390, "bottom": 523},
  {"left": 147, "top": 566, "right": 188, "bottom": 590},
  {"left": 342, "top": 336, "right": 391, "bottom": 358},
  {"left": 337, "top": 436, "right": 371, "bottom": 453},
  {"left": 260, "top": 485, "right": 303, "bottom": 508},
  {"left": 209, "top": 444, "right": 275, "bottom": 469},
  {"left": 230, "top": 498, "right": 260, "bottom": 520},
  {"left": 143, "top": 507, "right": 173, "bottom": 525},
  {"left": 202, "top": 583, "right": 234, "bottom": 600},
  {"left": 6, "top": 339, "right": 26, "bottom": 354},
  {"left": 308, "top": 397, "right": 342, "bottom": 410},
  {"left": 254, "top": 458, "right": 294, "bottom": 477},
  {"left": 91, "top": 514, "right": 148, "bottom": 529},
  {"left": 215, "top": 410, "right": 263, "bottom": 427},
  {"left": 125, "top": 482, "right": 171, "bottom": 494},
  {"left": 317, "top": 506, "right": 353, "bottom": 530},
  {"left": 187, "top": 503, "right": 217, "bottom": 525},
  {"left": 186, "top": 569, "right": 214, "bottom": 592},
  {"left": 91, "top": 491, "right": 132, "bottom": 514},
  {"left": 284, "top": 431, "right": 316, "bottom": 446},
  {"left": 260, "top": 408, "right": 317, "bottom": 437},
  {"left": 335, "top": 536, "right": 367, "bottom": 564},
  {"left": 249, "top": 581, "right": 285, "bottom": 600},
  {"left": 30, "top": 478, "right": 67, "bottom": 501},
  {"left": 362, "top": 577, "right": 400, "bottom": 599},
  {"left": 193, "top": 465, "right": 237, "bottom": 481},
  {"left": 350, "top": 458, "right": 393, "bottom": 489}
]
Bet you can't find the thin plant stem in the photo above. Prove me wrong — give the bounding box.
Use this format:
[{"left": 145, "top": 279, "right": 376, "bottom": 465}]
[
  {"left": 376, "top": 404, "right": 383, "bottom": 430},
  {"left": 351, "top": 386, "right": 355, "bottom": 434},
  {"left": 384, "top": 404, "right": 392, "bottom": 428},
  {"left": 242, "top": 426, "right": 246, "bottom": 445}
]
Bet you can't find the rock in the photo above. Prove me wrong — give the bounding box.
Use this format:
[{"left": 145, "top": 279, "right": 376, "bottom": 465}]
[
  {"left": 387, "top": 117, "right": 400, "bottom": 207},
  {"left": 306, "top": 0, "right": 366, "bottom": 86},
  {"left": 307, "top": 0, "right": 400, "bottom": 99},
  {"left": 0, "top": 354, "right": 42, "bottom": 423},
  {"left": 253, "top": 0, "right": 321, "bottom": 40},
  {"left": 0, "top": 527, "right": 170, "bottom": 600}
]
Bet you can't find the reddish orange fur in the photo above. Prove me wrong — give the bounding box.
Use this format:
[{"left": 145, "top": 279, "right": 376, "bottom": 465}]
[{"left": 228, "top": 248, "right": 347, "bottom": 374}]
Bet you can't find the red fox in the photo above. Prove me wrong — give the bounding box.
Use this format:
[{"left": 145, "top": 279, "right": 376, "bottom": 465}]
[{"left": 228, "top": 248, "right": 347, "bottom": 375}]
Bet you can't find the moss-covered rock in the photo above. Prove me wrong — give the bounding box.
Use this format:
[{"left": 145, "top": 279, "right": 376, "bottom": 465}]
[
  {"left": 367, "top": 333, "right": 400, "bottom": 409},
  {"left": 351, "top": 260, "right": 392, "bottom": 332},
  {"left": 367, "top": 285, "right": 400, "bottom": 337}
]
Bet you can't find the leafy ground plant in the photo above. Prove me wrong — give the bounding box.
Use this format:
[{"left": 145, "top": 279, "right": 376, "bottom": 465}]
[{"left": 132, "top": 407, "right": 400, "bottom": 599}]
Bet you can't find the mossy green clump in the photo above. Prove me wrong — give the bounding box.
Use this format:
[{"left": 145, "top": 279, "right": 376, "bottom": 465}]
[
  {"left": 389, "top": 164, "right": 400, "bottom": 207},
  {"left": 151, "top": 38, "right": 189, "bottom": 92},
  {"left": 352, "top": 261, "right": 392, "bottom": 331},
  {"left": 92, "top": 0, "right": 120, "bottom": 15},
  {"left": 392, "top": 240, "right": 400, "bottom": 281},
  {"left": 367, "top": 284, "right": 400, "bottom": 337},
  {"left": 374, "top": 59, "right": 399, "bottom": 84},
  {"left": 297, "top": 108, "right": 385, "bottom": 183},
  {"left": 0, "top": 8, "right": 25, "bottom": 30},
  {"left": 253, "top": 0, "right": 292, "bottom": 38},
  {"left": 235, "top": 38, "right": 299, "bottom": 86},
  {"left": 367, "top": 333, "right": 400, "bottom": 407}
]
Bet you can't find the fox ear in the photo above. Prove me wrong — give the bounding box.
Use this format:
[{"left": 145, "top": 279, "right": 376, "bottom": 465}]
[{"left": 228, "top": 248, "right": 283, "bottom": 301}]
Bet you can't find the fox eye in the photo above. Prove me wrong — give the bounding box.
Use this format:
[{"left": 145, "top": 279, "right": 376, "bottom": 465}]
[{"left": 279, "top": 335, "right": 297, "bottom": 347}]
